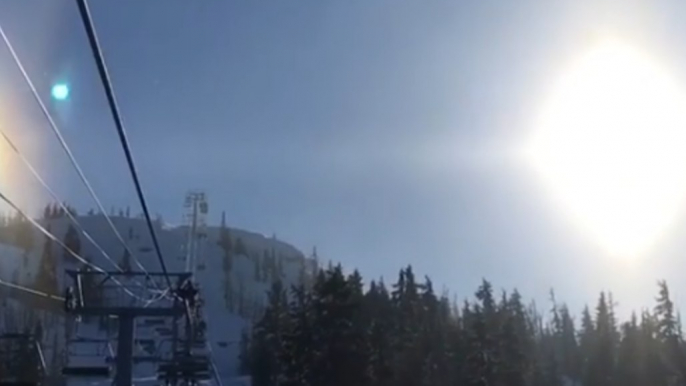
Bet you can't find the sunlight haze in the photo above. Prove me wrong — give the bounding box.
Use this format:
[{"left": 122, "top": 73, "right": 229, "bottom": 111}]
[{"left": 527, "top": 39, "right": 686, "bottom": 259}]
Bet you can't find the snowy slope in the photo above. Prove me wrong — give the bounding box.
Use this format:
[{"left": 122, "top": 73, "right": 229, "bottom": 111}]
[{"left": 0, "top": 213, "right": 315, "bottom": 384}]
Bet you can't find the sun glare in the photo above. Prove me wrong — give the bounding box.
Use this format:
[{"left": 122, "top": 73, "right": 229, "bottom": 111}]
[{"left": 526, "top": 39, "right": 686, "bottom": 258}]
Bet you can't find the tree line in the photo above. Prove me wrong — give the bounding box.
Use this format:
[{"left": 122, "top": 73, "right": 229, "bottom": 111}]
[{"left": 241, "top": 264, "right": 686, "bottom": 386}]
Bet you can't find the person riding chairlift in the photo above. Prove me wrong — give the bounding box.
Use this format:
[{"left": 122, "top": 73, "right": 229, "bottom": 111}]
[{"left": 177, "top": 280, "right": 198, "bottom": 308}]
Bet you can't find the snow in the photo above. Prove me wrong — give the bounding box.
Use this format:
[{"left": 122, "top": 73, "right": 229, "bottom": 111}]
[{"left": 0, "top": 213, "right": 311, "bottom": 385}]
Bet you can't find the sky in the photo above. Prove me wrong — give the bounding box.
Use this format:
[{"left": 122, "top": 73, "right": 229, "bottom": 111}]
[{"left": 2, "top": 0, "right": 686, "bottom": 319}]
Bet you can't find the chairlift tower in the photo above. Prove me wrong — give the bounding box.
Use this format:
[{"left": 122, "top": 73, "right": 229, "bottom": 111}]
[
  {"left": 183, "top": 191, "right": 208, "bottom": 276},
  {"left": 62, "top": 270, "right": 192, "bottom": 386},
  {"left": 0, "top": 333, "right": 46, "bottom": 386}
]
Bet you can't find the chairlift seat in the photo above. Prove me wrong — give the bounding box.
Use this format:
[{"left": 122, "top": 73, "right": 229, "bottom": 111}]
[
  {"left": 0, "top": 382, "right": 40, "bottom": 386},
  {"left": 143, "top": 318, "right": 166, "bottom": 326},
  {"left": 61, "top": 366, "right": 111, "bottom": 377}
]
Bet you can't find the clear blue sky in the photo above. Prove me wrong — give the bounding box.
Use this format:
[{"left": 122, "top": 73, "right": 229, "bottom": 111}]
[{"left": 2, "top": 0, "right": 686, "bottom": 317}]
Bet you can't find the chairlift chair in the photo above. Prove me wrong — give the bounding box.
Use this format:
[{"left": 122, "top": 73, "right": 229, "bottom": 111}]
[{"left": 61, "top": 366, "right": 111, "bottom": 378}]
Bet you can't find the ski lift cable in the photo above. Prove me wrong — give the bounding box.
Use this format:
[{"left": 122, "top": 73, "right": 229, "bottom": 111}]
[
  {"left": 0, "top": 190, "right": 150, "bottom": 302},
  {"left": 74, "top": 0, "right": 172, "bottom": 289},
  {"left": 0, "top": 23, "right": 155, "bottom": 283},
  {"left": 0, "top": 130, "right": 159, "bottom": 295},
  {"left": 207, "top": 345, "right": 224, "bottom": 386},
  {"left": 0, "top": 278, "right": 65, "bottom": 301}
]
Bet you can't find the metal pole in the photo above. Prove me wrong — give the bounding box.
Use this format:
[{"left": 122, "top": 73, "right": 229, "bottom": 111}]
[{"left": 115, "top": 314, "right": 135, "bottom": 386}]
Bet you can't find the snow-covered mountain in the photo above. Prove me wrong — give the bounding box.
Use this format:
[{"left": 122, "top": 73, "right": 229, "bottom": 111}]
[{"left": 0, "top": 212, "right": 317, "bottom": 385}]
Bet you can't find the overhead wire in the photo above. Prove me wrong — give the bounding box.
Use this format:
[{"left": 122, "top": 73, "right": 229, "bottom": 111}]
[
  {"left": 0, "top": 23, "right": 154, "bottom": 281},
  {"left": 75, "top": 0, "right": 172, "bottom": 289},
  {"left": 0, "top": 129, "right": 158, "bottom": 293},
  {"left": 0, "top": 190, "right": 151, "bottom": 302},
  {"left": 0, "top": 278, "right": 65, "bottom": 302}
]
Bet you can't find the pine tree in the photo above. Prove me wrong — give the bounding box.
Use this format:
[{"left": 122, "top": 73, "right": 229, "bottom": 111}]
[
  {"left": 33, "top": 319, "right": 44, "bottom": 343},
  {"left": 238, "top": 328, "right": 251, "bottom": 376},
  {"left": 218, "top": 211, "right": 233, "bottom": 273},
  {"left": 250, "top": 280, "right": 288, "bottom": 386},
  {"left": 365, "top": 280, "right": 394, "bottom": 386},
  {"left": 579, "top": 305, "right": 595, "bottom": 381},
  {"left": 463, "top": 280, "right": 499, "bottom": 386},
  {"left": 654, "top": 281, "right": 684, "bottom": 384},
  {"left": 63, "top": 224, "right": 81, "bottom": 263},
  {"left": 585, "top": 292, "right": 615, "bottom": 386},
  {"left": 33, "top": 225, "right": 59, "bottom": 309},
  {"left": 309, "top": 265, "right": 370, "bottom": 386},
  {"left": 237, "top": 278, "right": 246, "bottom": 317},
  {"left": 277, "top": 257, "right": 284, "bottom": 277},
  {"left": 235, "top": 237, "right": 247, "bottom": 256},
  {"left": 79, "top": 257, "right": 102, "bottom": 312},
  {"left": 497, "top": 290, "right": 530, "bottom": 386},
  {"left": 557, "top": 304, "right": 581, "bottom": 381},
  {"left": 243, "top": 265, "right": 686, "bottom": 386},
  {"left": 120, "top": 248, "right": 132, "bottom": 273},
  {"left": 218, "top": 211, "right": 232, "bottom": 253},
  {"left": 224, "top": 275, "right": 235, "bottom": 312},
  {"left": 616, "top": 313, "right": 642, "bottom": 386},
  {"left": 254, "top": 257, "right": 261, "bottom": 282},
  {"left": 13, "top": 215, "right": 33, "bottom": 254},
  {"left": 280, "top": 283, "right": 315, "bottom": 386}
]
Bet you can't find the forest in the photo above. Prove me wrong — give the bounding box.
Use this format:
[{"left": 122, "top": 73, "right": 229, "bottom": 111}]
[{"left": 241, "top": 264, "right": 685, "bottom": 386}]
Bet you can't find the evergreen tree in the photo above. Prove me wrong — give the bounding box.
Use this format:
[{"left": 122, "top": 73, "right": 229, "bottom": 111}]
[
  {"left": 235, "top": 237, "right": 247, "bottom": 256},
  {"left": 254, "top": 257, "right": 261, "bottom": 282},
  {"left": 120, "top": 248, "right": 132, "bottom": 273},
  {"left": 585, "top": 292, "right": 615, "bottom": 386},
  {"left": 243, "top": 266, "right": 686, "bottom": 386},
  {"left": 616, "top": 313, "right": 641, "bottom": 386},
  {"left": 250, "top": 281, "right": 288, "bottom": 386},
  {"left": 365, "top": 280, "right": 394, "bottom": 386},
  {"left": 224, "top": 276, "right": 235, "bottom": 312},
  {"left": 557, "top": 304, "right": 581, "bottom": 381},
  {"left": 463, "top": 280, "right": 499, "bottom": 386},
  {"left": 277, "top": 257, "right": 284, "bottom": 277},
  {"left": 497, "top": 290, "right": 530, "bottom": 386},
  {"left": 655, "top": 281, "right": 684, "bottom": 384},
  {"left": 63, "top": 224, "right": 81, "bottom": 263},
  {"left": 280, "top": 283, "right": 315, "bottom": 386},
  {"left": 33, "top": 225, "right": 59, "bottom": 309},
  {"left": 13, "top": 214, "right": 33, "bottom": 254},
  {"left": 217, "top": 211, "right": 233, "bottom": 253},
  {"left": 79, "top": 257, "right": 102, "bottom": 312},
  {"left": 238, "top": 328, "right": 251, "bottom": 376},
  {"left": 218, "top": 211, "right": 233, "bottom": 273},
  {"left": 309, "top": 265, "right": 370, "bottom": 386}
]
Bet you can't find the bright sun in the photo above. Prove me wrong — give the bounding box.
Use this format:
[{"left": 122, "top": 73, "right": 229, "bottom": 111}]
[{"left": 527, "top": 39, "right": 686, "bottom": 258}]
